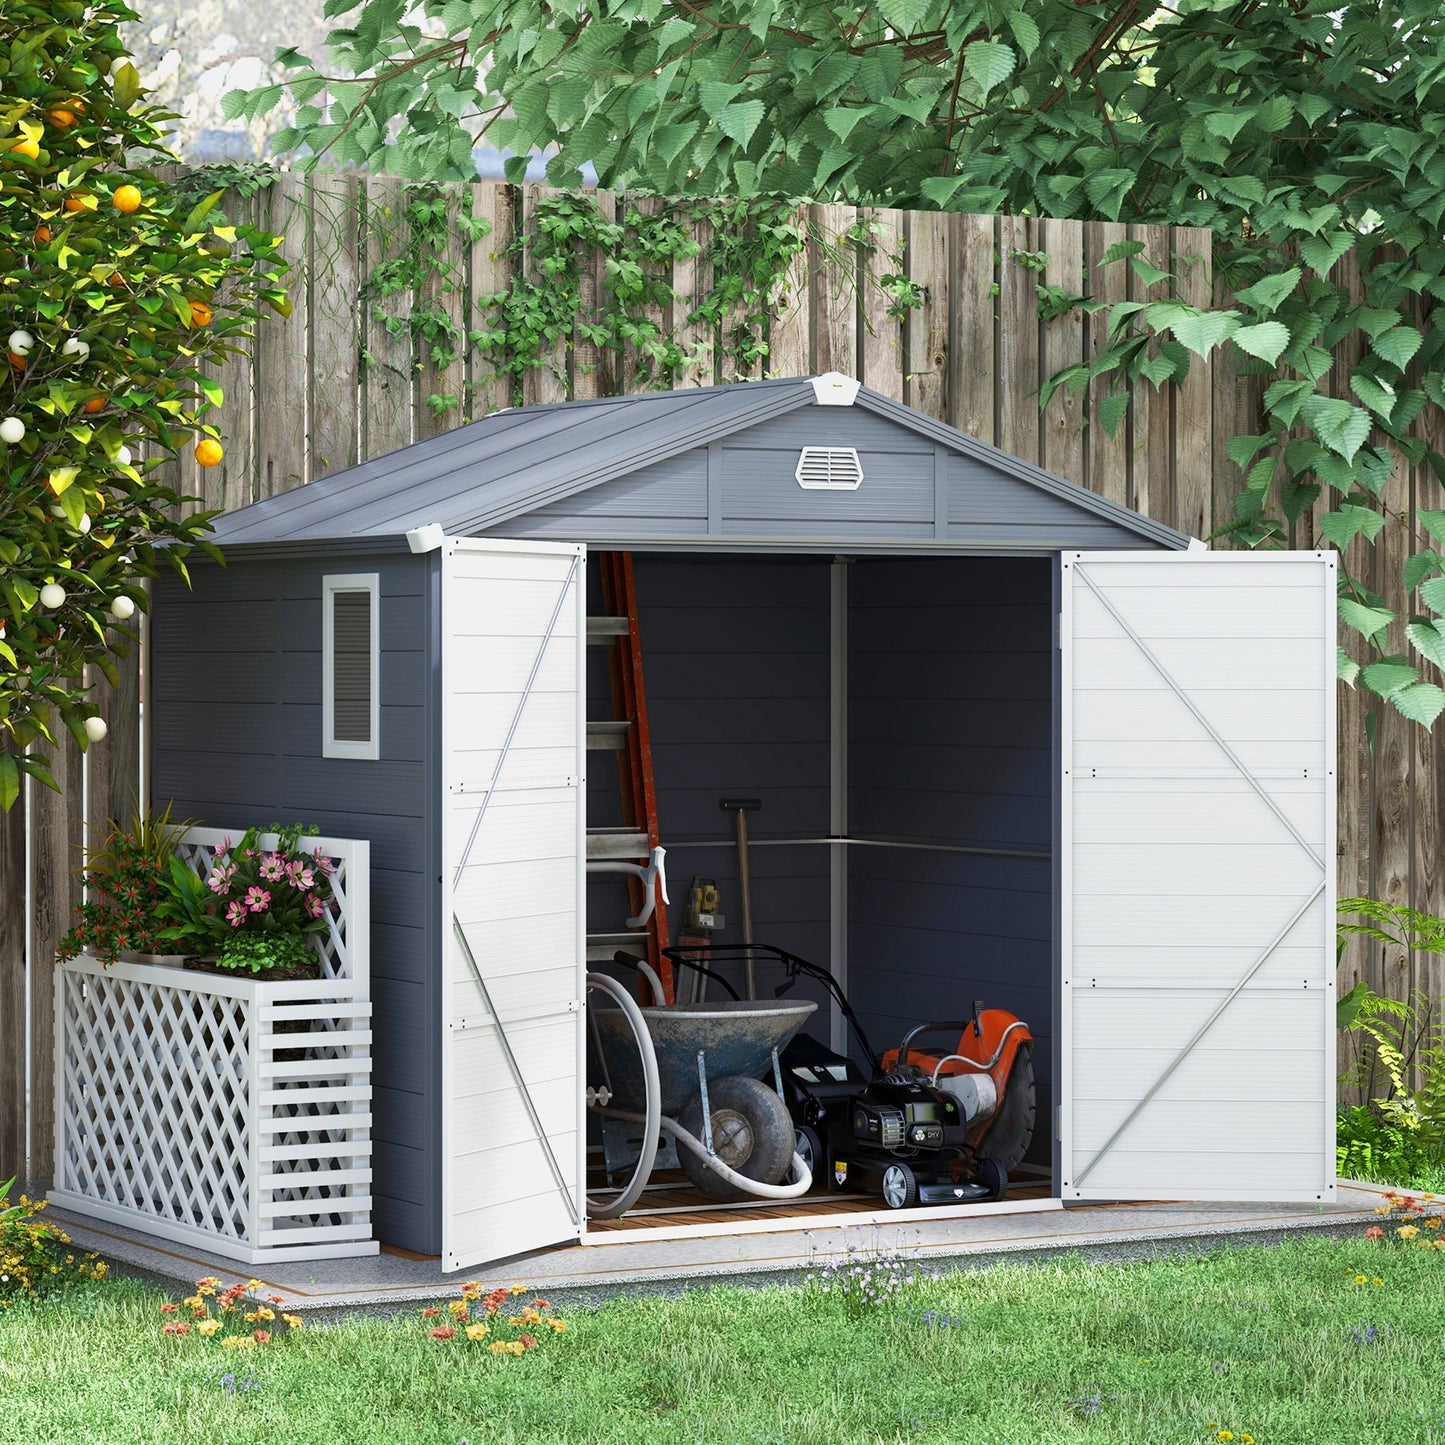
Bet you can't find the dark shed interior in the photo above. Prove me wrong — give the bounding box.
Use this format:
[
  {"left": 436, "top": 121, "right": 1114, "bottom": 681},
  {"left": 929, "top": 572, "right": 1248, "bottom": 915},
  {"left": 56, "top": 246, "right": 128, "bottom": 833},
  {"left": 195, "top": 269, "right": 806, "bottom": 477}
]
[{"left": 587, "top": 552, "right": 1054, "bottom": 1164}]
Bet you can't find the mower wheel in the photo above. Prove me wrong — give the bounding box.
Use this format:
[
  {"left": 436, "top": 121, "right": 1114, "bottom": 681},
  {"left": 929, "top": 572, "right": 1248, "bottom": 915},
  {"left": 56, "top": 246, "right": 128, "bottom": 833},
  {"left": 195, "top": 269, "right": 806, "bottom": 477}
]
[
  {"left": 679, "top": 1074, "right": 797, "bottom": 1202},
  {"left": 977, "top": 1155, "right": 1008, "bottom": 1202},
  {"left": 791, "top": 1124, "right": 827, "bottom": 1190},
  {"left": 881, "top": 1162, "right": 918, "bottom": 1210}
]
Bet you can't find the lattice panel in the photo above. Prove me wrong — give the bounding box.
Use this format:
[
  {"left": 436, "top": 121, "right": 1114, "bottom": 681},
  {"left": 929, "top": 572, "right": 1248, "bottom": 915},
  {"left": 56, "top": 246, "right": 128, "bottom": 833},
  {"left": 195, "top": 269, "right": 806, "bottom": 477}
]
[
  {"left": 54, "top": 830, "right": 375, "bottom": 1263},
  {"left": 57, "top": 965, "right": 252, "bottom": 1240},
  {"left": 175, "top": 829, "right": 370, "bottom": 985}
]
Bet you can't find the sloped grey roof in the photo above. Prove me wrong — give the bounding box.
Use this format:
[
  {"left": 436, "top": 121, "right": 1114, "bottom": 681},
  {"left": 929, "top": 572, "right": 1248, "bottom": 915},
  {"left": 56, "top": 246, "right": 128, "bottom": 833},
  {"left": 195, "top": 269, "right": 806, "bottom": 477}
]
[{"left": 207, "top": 375, "right": 1190, "bottom": 551}]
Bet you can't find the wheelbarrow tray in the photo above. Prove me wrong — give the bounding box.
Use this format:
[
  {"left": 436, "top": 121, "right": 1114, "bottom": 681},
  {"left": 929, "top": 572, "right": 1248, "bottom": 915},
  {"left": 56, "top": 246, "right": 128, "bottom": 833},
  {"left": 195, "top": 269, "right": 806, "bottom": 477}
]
[{"left": 591, "top": 999, "right": 817, "bottom": 1116}]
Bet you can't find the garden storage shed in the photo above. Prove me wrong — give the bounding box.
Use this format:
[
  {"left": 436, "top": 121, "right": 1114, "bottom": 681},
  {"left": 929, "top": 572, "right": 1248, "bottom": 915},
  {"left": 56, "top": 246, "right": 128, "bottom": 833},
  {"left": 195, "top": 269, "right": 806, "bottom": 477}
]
[{"left": 150, "top": 374, "right": 1338, "bottom": 1272}]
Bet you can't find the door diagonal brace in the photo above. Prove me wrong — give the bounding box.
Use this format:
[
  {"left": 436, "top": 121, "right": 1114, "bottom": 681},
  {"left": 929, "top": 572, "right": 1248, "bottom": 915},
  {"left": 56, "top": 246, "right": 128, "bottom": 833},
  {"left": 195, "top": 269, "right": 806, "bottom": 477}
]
[
  {"left": 452, "top": 916, "right": 580, "bottom": 1226},
  {"left": 1073, "top": 879, "right": 1325, "bottom": 1188},
  {"left": 453, "top": 555, "right": 580, "bottom": 887},
  {"left": 1073, "top": 564, "right": 1324, "bottom": 872}
]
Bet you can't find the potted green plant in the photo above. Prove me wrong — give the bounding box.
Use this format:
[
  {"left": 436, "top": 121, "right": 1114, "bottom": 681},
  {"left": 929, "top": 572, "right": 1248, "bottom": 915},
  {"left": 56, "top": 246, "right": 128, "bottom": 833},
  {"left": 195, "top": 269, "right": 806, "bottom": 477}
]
[
  {"left": 157, "top": 822, "right": 337, "bottom": 979},
  {"left": 56, "top": 803, "right": 199, "bottom": 965}
]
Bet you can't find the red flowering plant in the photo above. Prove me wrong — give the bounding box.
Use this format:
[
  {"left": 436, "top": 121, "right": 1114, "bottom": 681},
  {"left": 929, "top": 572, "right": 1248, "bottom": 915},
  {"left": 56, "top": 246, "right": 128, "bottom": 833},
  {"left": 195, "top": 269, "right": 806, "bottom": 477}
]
[
  {"left": 1362, "top": 1189, "right": 1445, "bottom": 1251},
  {"left": 420, "top": 1283, "right": 567, "bottom": 1354},
  {"left": 156, "top": 822, "right": 336, "bottom": 974},
  {"left": 55, "top": 802, "right": 196, "bottom": 964},
  {"left": 158, "top": 1276, "right": 304, "bottom": 1347}
]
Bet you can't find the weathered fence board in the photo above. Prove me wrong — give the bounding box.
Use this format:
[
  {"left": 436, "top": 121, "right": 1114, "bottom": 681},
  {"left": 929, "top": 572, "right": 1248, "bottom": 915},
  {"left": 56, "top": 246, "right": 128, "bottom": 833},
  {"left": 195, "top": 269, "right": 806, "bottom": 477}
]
[{"left": 10, "top": 170, "right": 1440, "bottom": 1181}]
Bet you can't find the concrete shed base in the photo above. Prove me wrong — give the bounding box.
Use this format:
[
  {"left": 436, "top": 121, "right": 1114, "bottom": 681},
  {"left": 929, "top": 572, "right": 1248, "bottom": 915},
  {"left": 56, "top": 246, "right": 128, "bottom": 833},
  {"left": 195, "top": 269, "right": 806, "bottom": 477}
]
[{"left": 44, "top": 1182, "right": 1389, "bottom": 1321}]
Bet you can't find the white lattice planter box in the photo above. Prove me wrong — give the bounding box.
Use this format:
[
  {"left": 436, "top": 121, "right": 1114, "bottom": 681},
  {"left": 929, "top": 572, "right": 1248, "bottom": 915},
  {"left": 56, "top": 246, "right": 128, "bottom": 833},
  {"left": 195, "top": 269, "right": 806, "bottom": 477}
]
[{"left": 51, "top": 830, "right": 378, "bottom": 1265}]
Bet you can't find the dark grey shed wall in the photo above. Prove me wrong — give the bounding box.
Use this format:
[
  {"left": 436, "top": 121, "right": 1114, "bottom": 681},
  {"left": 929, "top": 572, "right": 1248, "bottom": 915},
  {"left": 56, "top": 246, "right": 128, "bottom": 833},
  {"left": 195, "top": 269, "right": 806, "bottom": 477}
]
[
  {"left": 150, "top": 550, "right": 443, "bottom": 1254},
  {"left": 493, "top": 407, "right": 1158, "bottom": 550},
  {"left": 847, "top": 559, "right": 1054, "bottom": 1152},
  {"left": 586, "top": 555, "right": 834, "bottom": 1015}
]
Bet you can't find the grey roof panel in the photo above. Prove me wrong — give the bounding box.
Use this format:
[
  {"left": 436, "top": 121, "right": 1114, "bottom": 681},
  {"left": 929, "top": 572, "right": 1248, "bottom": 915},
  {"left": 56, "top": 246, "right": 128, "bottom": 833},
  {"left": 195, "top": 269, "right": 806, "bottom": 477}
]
[{"left": 206, "top": 375, "right": 1192, "bottom": 552}]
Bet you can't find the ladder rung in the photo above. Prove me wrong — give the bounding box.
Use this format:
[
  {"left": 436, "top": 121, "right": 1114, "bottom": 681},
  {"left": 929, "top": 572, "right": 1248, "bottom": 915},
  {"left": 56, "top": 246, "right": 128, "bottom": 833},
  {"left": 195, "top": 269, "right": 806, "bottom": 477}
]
[
  {"left": 586, "top": 720, "right": 631, "bottom": 750},
  {"left": 587, "top": 616, "right": 631, "bottom": 641},
  {"left": 587, "top": 931, "right": 650, "bottom": 962},
  {"left": 587, "top": 829, "right": 651, "bottom": 859}
]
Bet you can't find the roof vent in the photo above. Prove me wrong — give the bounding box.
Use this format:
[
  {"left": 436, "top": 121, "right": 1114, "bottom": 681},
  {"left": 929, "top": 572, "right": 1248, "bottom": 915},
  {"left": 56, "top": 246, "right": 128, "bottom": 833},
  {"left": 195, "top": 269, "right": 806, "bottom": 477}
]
[
  {"left": 795, "top": 446, "right": 864, "bottom": 491},
  {"left": 810, "top": 373, "right": 860, "bottom": 405}
]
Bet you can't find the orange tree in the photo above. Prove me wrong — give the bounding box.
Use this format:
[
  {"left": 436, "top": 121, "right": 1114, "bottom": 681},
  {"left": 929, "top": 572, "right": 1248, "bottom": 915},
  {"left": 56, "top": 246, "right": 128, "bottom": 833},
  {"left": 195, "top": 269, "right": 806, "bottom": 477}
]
[{"left": 0, "top": 0, "right": 287, "bottom": 810}]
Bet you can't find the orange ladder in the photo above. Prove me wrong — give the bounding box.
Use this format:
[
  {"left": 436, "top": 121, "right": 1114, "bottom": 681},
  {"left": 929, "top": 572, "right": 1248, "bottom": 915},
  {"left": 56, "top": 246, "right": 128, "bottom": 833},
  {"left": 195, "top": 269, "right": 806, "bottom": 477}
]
[{"left": 586, "top": 551, "right": 672, "bottom": 1002}]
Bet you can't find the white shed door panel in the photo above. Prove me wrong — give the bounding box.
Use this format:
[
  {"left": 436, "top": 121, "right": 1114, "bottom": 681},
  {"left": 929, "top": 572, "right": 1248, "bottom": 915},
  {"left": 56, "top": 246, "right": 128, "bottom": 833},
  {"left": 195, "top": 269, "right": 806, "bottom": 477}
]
[
  {"left": 442, "top": 539, "right": 586, "bottom": 1272},
  {"left": 1060, "top": 551, "right": 1336, "bottom": 1202}
]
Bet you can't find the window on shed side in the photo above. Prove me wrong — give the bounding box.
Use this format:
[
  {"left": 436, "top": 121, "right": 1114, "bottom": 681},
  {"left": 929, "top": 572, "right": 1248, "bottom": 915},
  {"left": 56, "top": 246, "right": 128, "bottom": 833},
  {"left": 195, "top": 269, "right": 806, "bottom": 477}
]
[{"left": 323, "top": 575, "right": 380, "bottom": 760}]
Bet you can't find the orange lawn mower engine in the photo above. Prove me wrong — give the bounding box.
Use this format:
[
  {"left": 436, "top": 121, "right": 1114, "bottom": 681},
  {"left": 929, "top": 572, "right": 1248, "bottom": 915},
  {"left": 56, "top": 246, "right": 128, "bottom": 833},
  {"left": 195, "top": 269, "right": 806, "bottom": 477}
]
[{"left": 877, "top": 1004, "right": 1037, "bottom": 1185}]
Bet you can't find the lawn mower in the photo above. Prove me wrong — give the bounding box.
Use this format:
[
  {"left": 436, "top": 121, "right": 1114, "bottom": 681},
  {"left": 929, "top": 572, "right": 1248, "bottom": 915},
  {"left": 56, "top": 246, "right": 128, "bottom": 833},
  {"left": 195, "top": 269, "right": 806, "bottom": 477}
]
[{"left": 663, "top": 944, "right": 1035, "bottom": 1210}]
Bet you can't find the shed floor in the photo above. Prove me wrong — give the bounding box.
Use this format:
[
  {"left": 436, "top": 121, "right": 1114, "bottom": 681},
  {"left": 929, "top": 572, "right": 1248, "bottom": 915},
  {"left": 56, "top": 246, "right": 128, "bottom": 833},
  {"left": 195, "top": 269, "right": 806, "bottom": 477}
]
[{"left": 44, "top": 1182, "right": 1387, "bottom": 1319}]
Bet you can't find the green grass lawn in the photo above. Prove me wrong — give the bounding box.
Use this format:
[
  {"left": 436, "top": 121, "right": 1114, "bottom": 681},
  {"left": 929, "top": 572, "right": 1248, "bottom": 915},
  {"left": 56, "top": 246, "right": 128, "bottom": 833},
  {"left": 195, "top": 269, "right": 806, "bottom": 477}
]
[{"left": 3, "top": 1234, "right": 1445, "bottom": 1444}]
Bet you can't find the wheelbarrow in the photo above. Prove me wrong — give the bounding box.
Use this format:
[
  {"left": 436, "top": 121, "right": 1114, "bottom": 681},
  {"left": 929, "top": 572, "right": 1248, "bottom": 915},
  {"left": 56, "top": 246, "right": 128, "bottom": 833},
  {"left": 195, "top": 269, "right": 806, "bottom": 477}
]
[{"left": 585, "top": 971, "right": 816, "bottom": 1219}]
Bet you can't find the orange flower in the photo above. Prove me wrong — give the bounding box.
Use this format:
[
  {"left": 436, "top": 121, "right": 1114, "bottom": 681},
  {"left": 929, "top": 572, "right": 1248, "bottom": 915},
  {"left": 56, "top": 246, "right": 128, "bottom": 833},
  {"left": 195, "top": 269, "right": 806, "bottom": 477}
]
[
  {"left": 1365, "top": 1226, "right": 1385, "bottom": 1240},
  {"left": 253, "top": 1329, "right": 271, "bottom": 1343},
  {"left": 162, "top": 1321, "right": 191, "bottom": 1336},
  {"left": 159, "top": 1303, "right": 179, "bottom": 1314},
  {"left": 429, "top": 1326, "right": 457, "bottom": 1340},
  {"left": 422, "top": 1307, "right": 442, "bottom": 1318}
]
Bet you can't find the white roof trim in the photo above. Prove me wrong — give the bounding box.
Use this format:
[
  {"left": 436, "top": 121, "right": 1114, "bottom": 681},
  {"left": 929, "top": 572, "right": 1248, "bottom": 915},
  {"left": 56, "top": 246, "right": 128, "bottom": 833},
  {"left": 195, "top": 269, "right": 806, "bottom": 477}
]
[{"left": 810, "top": 373, "right": 860, "bottom": 406}]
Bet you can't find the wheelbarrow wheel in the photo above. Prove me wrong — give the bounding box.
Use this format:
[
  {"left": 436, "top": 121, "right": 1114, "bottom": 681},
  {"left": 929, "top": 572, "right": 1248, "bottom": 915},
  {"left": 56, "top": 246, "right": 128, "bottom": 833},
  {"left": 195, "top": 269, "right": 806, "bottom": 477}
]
[{"left": 678, "top": 1075, "right": 796, "bottom": 1203}]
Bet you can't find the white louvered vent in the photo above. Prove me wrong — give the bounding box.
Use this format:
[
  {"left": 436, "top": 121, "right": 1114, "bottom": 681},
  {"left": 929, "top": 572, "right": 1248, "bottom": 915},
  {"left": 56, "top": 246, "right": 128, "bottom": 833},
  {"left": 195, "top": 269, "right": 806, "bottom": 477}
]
[{"left": 795, "top": 446, "right": 864, "bottom": 491}]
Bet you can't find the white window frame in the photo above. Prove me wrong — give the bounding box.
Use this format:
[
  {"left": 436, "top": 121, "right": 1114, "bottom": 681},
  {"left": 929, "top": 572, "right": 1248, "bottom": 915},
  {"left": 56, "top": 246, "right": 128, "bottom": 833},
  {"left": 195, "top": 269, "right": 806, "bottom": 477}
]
[{"left": 322, "top": 573, "right": 381, "bottom": 760}]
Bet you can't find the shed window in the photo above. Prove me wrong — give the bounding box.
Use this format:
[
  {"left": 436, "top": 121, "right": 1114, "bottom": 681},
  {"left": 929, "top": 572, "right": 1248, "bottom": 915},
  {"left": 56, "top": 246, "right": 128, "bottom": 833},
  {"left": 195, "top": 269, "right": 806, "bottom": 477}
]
[{"left": 323, "top": 574, "right": 380, "bottom": 760}]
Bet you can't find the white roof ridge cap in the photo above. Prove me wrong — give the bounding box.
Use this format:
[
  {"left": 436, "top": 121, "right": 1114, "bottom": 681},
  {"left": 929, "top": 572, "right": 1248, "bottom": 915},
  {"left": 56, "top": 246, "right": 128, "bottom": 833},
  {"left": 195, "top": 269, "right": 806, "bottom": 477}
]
[{"left": 810, "top": 373, "right": 860, "bottom": 405}]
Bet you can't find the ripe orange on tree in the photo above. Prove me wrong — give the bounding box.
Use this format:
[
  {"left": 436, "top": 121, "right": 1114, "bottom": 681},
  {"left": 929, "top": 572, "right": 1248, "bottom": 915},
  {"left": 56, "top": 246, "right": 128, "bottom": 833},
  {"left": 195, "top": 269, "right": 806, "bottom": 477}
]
[
  {"left": 111, "top": 183, "right": 142, "bottom": 214},
  {"left": 8, "top": 351, "right": 26, "bottom": 371},
  {"left": 48, "top": 108, "right": 76, "bottom": 128},
  {"left": 62, "top": 191, "right": 91, "bottom": 212},
  {"left": 83, "top": 397, "right": 106, "bottom": 414},
  {"left": 9, "top": 137, "right": 39, "bottom": 159},
  {"left": 188, "top": 301, "right": 212, "bottom": 327},
  {"left": 33, "top": 224, "right": 50, "bottom": 244},
  {"left": 194, "top": 438, "right": 223, "bottom": 468}
]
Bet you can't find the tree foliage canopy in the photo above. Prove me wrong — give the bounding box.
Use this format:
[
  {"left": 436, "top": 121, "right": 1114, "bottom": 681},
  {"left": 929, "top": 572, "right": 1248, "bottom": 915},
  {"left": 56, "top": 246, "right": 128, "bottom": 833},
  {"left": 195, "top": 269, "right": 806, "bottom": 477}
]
[
  {"left": 249, "top": 0, "right": 1445, "bottom": 730},
  {"left": 0, "top": 0, "right": 288, "bottom": 808}
]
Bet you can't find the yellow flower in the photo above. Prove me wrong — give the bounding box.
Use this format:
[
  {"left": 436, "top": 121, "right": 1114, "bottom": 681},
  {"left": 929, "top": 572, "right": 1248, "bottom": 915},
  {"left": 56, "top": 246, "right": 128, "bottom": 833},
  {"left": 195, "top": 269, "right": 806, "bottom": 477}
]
[
  {"left": 465, "top": 1323, "right": 489, "bottom": 1341},
  {"left": 487, "top": 1340, "right": 510, "bottom": 1354},
  {"left": 221, "top": 1336, "right": 243, "bottom": 1350},
  {"left": 1353, "top": 1274, "right": 1369, "bottom": 1283},
  {"left": 247, "top": 1278, "right": 264, "bottom": 1291},
  {"left": 1374, "top": 1276, "right": 1384, "bottom": 1285},
  {"left": 243, "top": 1311, "right": 259, "bottom": 1323},
  {"left": 256, "top": 1307, "right": 275, "bottom": 1321},
  {"left": 196, "top": 1319, "right": 221, "bottom": 1337},
  {"left": 1241, "top": 1435, "right": 1254, "bottom": 1444},
  {"left": 1397, "top": 1224, "right": 1419, "bottom": 1239},
  {"left": 1217, "top": 1433, "right": 1234, "bottom": 1442},
  {"left": 282, "top": 1314, "right": 303, "bottom": 1329},
  {"left": 448, "top": 1300, "right": 469, "bottom": 1319},
  {"left": 548, "top": 1319, "right": 567, "bottom": 1332},
  {"left": 183, "top": 1294, "right": 204, "bottom": 1309},
  {"left": 1374, "top": 1204, "right": 1393, "bottom": 1215},
  {"left": 510, "top": 1284, "right": 526, "bottom": 1295}
]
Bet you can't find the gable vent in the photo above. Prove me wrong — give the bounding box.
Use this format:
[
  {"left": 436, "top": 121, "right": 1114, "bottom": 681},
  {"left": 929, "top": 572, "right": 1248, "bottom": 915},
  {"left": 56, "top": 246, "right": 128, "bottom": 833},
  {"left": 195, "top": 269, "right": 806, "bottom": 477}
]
[{"left": 795, "top": 446, "right": 863, "bottom": 491}]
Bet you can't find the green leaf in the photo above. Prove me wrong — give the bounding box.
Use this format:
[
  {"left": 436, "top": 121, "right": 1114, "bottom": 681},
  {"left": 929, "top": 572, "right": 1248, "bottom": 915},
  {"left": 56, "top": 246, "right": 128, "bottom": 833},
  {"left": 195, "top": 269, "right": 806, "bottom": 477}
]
[
  {"left": 1232, "top": 321, "right": 1290, "bottom": 364},
  {"left": 1338, "top": 597, "right": 1395, "bottom": 642},
  {"left": 1170, "top": 309, "right": 1240, "bottom": 357},
  {"left": 1264, "top": 378, "right": 1314, "bottom": 427},
  {"left": 0, "top": 754, "right": 17, "bottom": 813},
  {"left": 1407, "top": 618, "right": 1445, "bottom": 670},
  {"left": 1006, "top": 11, "right": 1040, "bottom": 57},
  {"left": 1301, "top": 395, "right": 1372, "bottom": 463},
  {"left": 715, "top": 100, "right": 765, "bottom": 149},
  {"left": 1393, "top": 682, "right": 1445, "bottom": 727},
  {"left": 1098, "top": 391, "right": 1129, "bottom": 437},
  {"left": 1098, "top": 240, "right": 1145, "bottom": 267},
  {"left": 1405, "top": 550, "right": 1445, "bottom": 592},
  {"left": 1363, "top": 661, "right": 1418, "bottom": 698},
  {"left": 1371, "top": 326, "right": 1423, "bottom": 370},
  {"left": 1338, "top": 647, "right": 1361, "bottom": 687},
  {"left": 1299, "top": 231, "right": 1355, "bottom": 275},
  {"left": 964, "top": 40, "right": 1015, "bottom": 98},
  {"left": 1129, "top": 256, "right": 1171, "bottom": 287},
  {"left": 111, "top": 60, "right": 142, "bottom": 109},
  {"left": 1418, "top": 511, "right": 1445, "bottom": 548},
  {"left": 1204, "top": 109, "right": 1253, "bottom": 142},
  {"left": 1421, "top": 576, "right": 1445, "bottom": 613},
  {"left": 1350, "top": 373, "right": 1397, "bottom": 420},
  {"left": 1319, "top": 504, "right": 1386, "bottom": 548},
  {"left": 1234, "top": 268, "right": 1301, "bottom": 313}
]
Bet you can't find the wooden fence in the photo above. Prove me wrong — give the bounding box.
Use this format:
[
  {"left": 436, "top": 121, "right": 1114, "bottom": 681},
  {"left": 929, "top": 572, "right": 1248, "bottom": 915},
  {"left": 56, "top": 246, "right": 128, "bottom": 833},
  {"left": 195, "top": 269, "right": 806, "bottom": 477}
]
[{"left": 0, "top": 173, "right": 1431, "bottom": 1189}]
